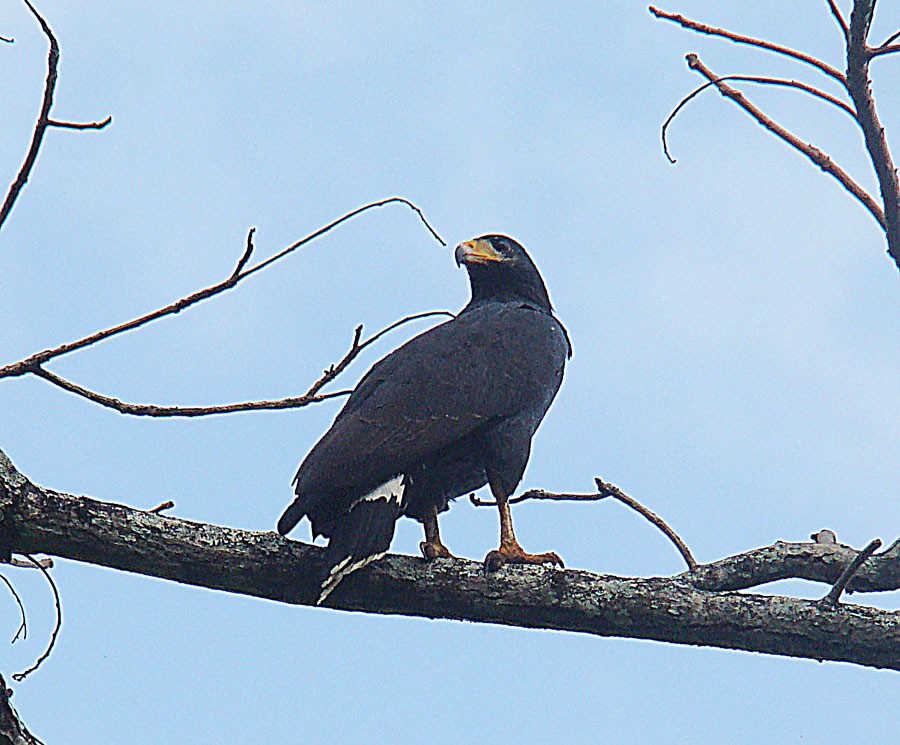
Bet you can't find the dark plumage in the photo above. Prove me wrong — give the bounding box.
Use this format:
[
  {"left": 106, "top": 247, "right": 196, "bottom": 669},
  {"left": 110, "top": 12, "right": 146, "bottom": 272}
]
[{"left": 278, "top": 235, "right": 570, "bottom": 603}]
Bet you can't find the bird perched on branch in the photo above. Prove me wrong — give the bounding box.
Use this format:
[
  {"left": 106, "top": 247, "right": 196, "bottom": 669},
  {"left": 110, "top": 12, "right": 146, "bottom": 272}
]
[{"left": 277, "top": 235, "right": 570, "bottom": 604}]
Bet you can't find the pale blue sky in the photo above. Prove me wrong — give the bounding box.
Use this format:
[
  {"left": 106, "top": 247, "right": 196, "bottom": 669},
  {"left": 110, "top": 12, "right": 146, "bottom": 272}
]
[{"left": 2, "top": 2, "right": 899, "bottom": 742}]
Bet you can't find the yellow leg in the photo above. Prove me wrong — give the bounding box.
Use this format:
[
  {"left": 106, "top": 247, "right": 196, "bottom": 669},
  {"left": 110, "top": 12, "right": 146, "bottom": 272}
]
[
  {"left": 484, "top": 488, "right": 564, "bottom": 572},
  {"left": 420, "top": 503, "right": 455, "bottom": 560}
]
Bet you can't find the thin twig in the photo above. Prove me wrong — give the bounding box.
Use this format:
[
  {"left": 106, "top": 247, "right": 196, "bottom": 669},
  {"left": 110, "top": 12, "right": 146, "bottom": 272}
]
[
  {"left": 0, "top": 2, "right": 111, "bottom": 234},
  {"left": 469, "top": 489, "right": 600, "bottom": 507},
  {"left": 826, "top": 0, "right": 850, "bottom": 44},
  {"left": 469, "top": 479, "right": 698, "bottom": 571},
  {"left": 354, "top": 310, "right": 454, "bottom": 351},
  {"left": 240, "top": 196, "right": 446, "bottom": 280},
  {"left": 12, "top": 553, "right": 61, "bottom": 682},
  {"left": 821, "top": 538, "right": 882, "bottom": 605},
  {"left": 47, "top": 116, "right": 112, "bottom": 130},
  {"left": 661, "top": 74, "right": 856, "bottom": 163},
  {"left": 870, "top": 43, "right": 900, "bottom": 57},
  {"left": 685, "top": 53, "right": 886, "bottom": 230},
  {"left": 32, "top": 367, "right": 350, "bottom": 417},
  {"left": 594, "top": 478, "right": 698, "bottom": 572},
  {"left": 0, "top": 0, "right": 59, "bottom": 232},
  {"left": 0, "top": 197, "right": 445, "bottom": 381},
  {"left": 148, "top": 501, "right": 174, "bottom": 514},
  {"left": 0, "top": 35, "right": 13, "bottom": 43},
  {"left": 649, "top": 5, "right": 846, "bottom": 83},
  {"left": 233, "top": 228, "right": 256, "bottom": 277},
  {"left": 0, "top": 573, "right": 27, "bottom": 643},
  {"left": 30, "top": 311, "right": 451, "bottom": 417},
  {"left": 879, "top": 29, "right": 900, "bottom": 48}
]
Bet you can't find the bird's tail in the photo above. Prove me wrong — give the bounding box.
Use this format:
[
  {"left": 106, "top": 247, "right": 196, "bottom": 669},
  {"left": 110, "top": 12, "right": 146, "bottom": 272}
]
[
  {"left": 277, "top": 496, "right": 309, "bottom": 537},
  {"left": 316, "top": 474, "right": 405, "bottom": 605}
]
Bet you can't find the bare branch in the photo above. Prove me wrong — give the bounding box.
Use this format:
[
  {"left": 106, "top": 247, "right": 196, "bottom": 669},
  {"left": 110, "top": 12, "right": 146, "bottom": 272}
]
[
  {"left": 470, "top": 480, "right": 697, "bottom": 572},
  {"left": 355, "top": 310, "right": 454, "bottom": 352},
  {"left": 28, "top": 310, "right": 450, "bottom": 417},
  {"left": 147, "top": 501, "right": 175, "bottom": 514},
  {"left": 232, "top": 227, "right": 256, "bottom": 277},
  {"left": 0, "top": 35, "right": 13, "bottom": 43},
  {"left": 870, "top": 43, "right": 900, "bottom": 57},
  {"left": 32, "top": 366, "right": 350, "bottom": 417},
  {"left": 821, "top": 538, "right": 882, "bottom": 605},
  {"left": 662, "top": 74, "right": 856, "bottom": 163},
  {"left": 0, "top": 1, "right": 111, "bottom": 235},
  {"left": 879, "top": 29, "right": 900, "bottom": 48},
  {"left": 240, "top": 196, "right": 446, "bottom": 280},
  {"left": 12, "top": 553, "right": 61, "bottom": 682},
  {"left": 0, "top": 0, "right": 60, "bottom": 233},
  {"left": 826, "top": 0, "right": 850, "bottom": 44},
  {"left": 0, "top": 197, "right": 445, "bottom": 382},
  {"left": 688, "top": 536, "right": 900, "bottom": 593},
  {"left": 0, "top": 573, "right": 27, "bottom": 643},
  {"left": 46, "top": 115, "right": 112, "bottom": 130},
  {"left": 2, "top": 449, "right": 900, "bottom": 671},
  {"left": 684, "top": 53, "right": 886, "bottom": 230},
  {"left": 470, "top": 489, "right": 601, "bottom": 507},
  {"left": 594, "top": 478, "right": 698, "bottom": 571},
  {"left": 847, "top": 0, "right": 900, "bottom": 268},
  {"left": 7, "top": 557, "right": 53, "bottom": 570},
  {"left": 649, "top": 5, "right": 846, "bottom": 83}
]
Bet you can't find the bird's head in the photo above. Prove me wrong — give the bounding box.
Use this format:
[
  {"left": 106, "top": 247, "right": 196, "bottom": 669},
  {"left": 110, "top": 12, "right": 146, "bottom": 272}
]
[{"left": 454, "top": 235, "right": 553, "bottom": 311}]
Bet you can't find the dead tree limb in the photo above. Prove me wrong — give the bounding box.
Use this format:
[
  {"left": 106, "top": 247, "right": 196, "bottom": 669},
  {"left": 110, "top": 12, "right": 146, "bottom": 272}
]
[
  {"left": 653, "top": 1, "right": 900, "bottom": 272},
  {"left": 846, "top": 0, "right": 900, "bottom": 266},
  {"left": 1, "top": 449, "right": 898, "bottom": 672},
  {"left": 22, "top": 311, "right": 452, "bottom": 418},
  {"left": 0, "top": 0, "right": 110, "bottom": 233}
]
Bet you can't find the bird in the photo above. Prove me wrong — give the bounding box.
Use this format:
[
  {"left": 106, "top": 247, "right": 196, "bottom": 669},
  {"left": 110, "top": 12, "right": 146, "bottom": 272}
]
[{"left": 277, "top": 234, "right": 571, "bottom": 604}]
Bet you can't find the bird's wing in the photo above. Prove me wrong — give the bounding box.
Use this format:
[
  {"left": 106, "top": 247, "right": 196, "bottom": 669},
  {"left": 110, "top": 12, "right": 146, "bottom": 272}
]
[{"left": 294, "top": 303, "right": 567, "bottom": 494}]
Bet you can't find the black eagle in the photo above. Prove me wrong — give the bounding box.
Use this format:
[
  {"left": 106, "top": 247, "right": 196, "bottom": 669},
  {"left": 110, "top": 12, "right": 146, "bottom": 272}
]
[{"left": 277, "top": 235, "right": 570, "bottom": 603}]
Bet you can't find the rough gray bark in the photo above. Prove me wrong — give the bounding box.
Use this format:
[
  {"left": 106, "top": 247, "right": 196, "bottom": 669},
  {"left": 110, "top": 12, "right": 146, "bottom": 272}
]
[
  {"left": 1, "top": 448, "right": 899, "bottom": 672},
  {"left": 0, "top": 674, "right": 42, "bottom": 745}
]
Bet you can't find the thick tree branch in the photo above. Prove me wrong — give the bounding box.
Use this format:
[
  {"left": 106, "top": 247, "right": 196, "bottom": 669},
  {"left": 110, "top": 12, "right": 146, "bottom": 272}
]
[
  {"left": 846, "top": 0, "right": 900, "bottom": 268},
  {"left": 1, "top": 449, "right": 898, "bottom": 672}
]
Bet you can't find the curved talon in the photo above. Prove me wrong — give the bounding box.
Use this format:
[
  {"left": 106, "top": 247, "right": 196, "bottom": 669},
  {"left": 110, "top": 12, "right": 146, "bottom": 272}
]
[
  {"left": 483, "top": 545, "right": 564, "bottom": 574},
  {"left": 483, "top": 549, "right": 507, "bottom": 573},
  {"left": 420, "top": 540, "right": 455, "bottom": 560}
]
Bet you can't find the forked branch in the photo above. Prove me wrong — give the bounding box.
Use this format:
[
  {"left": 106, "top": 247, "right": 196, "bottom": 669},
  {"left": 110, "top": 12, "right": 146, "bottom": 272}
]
[
  {"left": 27, "top": 310, "right": 452, "bottom": 417},
  {"left": 653, "top": 1, "right": 900, "bottom": 272},
  {"left": 0, "top": 0, "right": 111, "bottom": 233}
]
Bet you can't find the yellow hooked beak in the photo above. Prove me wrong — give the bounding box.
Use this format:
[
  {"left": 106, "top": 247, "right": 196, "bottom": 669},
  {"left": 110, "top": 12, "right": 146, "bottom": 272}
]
[{"left": 454, "top": 239, "right": 505, "bottom": 266}]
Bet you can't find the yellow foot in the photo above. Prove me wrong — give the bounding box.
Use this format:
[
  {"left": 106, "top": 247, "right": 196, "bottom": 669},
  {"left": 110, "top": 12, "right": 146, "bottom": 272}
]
[
  {"left": 483, "top": 542, "right": 564, "bottom": 573},
  {"left": 420, "top": 540, "right": 455, "bottom": 560}
]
